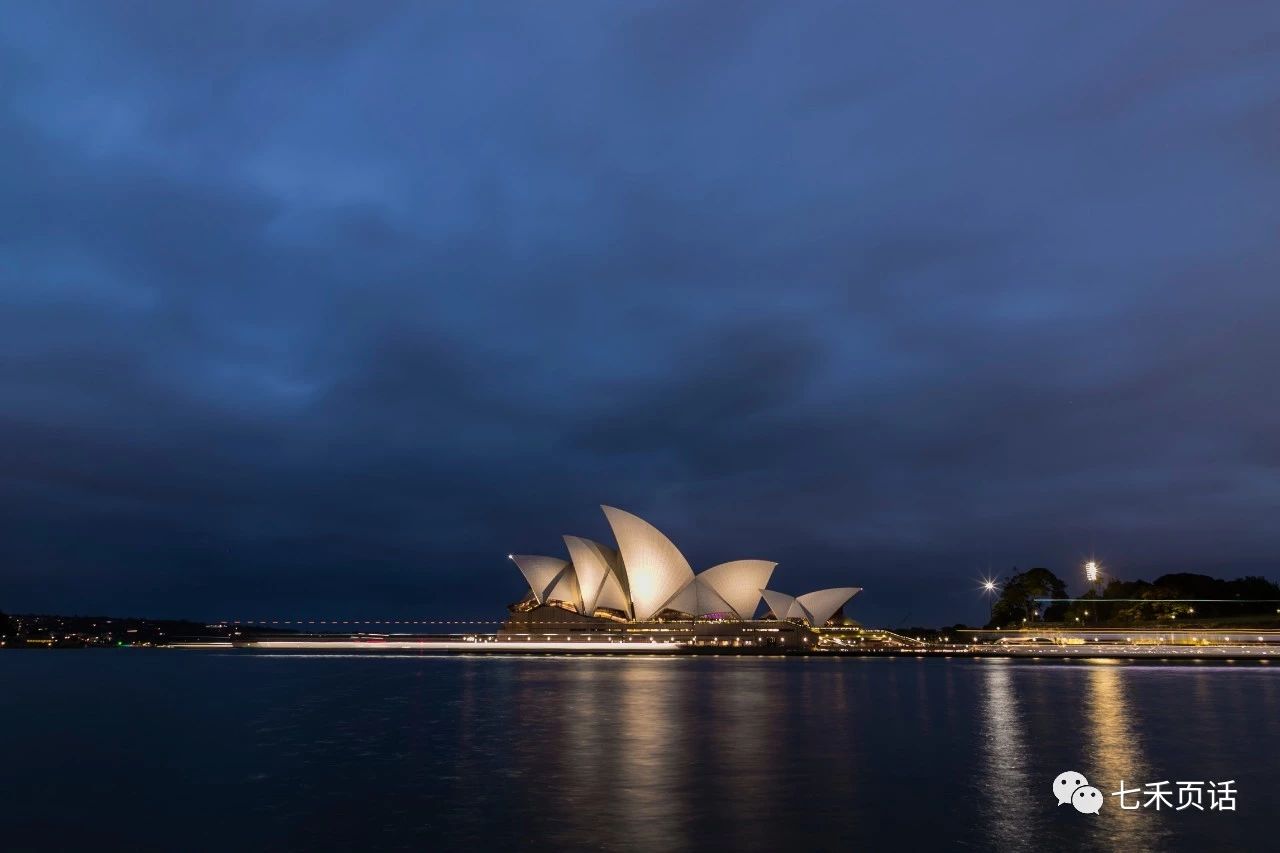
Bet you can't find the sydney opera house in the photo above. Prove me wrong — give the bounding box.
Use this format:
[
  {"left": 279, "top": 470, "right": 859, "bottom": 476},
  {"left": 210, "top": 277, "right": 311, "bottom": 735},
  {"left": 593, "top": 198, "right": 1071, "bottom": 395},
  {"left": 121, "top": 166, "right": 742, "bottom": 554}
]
[{"left": 500, "top": 505, "right": 860, "bottom": 647}]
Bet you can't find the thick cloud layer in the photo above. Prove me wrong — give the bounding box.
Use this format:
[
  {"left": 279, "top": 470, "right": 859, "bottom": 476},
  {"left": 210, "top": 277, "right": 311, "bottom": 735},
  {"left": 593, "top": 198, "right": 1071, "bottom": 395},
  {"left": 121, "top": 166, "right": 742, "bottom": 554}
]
[{"left": 2, "top": 2, "right": 1278, "bottom": 625}]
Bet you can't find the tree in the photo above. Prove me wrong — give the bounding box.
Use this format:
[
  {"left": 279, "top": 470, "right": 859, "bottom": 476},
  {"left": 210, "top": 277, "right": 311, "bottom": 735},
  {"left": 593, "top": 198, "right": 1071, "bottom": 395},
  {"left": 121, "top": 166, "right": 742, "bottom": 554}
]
[
  {"left": 1099, "top": 573, "right": 1280, "bottom": 623},
  {"left": 1063, "top": 589, "right": 1100, "bottom": 624},
  {"left": 988, "top": 568, "right": 1068, "bottom": 628}
]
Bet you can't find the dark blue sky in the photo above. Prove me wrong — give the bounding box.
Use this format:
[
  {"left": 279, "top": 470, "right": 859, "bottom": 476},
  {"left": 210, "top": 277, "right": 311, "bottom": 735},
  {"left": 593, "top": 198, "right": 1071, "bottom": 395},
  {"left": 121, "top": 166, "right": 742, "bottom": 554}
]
[{"left": 2, "top": 2, "right": 1278, "bottom": 627}]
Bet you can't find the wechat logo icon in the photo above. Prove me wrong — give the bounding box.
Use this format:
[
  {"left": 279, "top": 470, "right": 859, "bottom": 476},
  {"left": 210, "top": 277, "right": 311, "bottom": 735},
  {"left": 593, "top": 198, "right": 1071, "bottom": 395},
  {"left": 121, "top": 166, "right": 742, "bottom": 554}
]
[{"left": 1054, "top": 771, "right": 1103, "bottom": 814}]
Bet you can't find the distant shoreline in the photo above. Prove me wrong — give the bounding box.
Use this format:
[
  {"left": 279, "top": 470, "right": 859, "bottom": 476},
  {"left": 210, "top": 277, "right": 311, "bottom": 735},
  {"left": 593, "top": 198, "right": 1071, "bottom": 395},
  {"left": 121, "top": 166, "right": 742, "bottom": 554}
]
[{"left": 132, "top": 635, "right": 1280, "bottom": 663}]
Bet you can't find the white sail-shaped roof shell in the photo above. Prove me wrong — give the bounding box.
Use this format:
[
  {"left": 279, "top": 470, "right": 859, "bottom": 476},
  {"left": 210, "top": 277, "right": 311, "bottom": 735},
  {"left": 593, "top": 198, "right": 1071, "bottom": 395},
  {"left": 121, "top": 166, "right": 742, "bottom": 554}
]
[
  {"left": 698, "top": 560, "right": 777, "bottom": 620},
  {"left": 659, "top": 575, "right": 735, "bottom": 618},
  {"left": 694, "top": 578, "right": 734, "bottom": 616},
  {"left": 563, "top": 536, "right": 625, "bottom": 617},
  {"left": 544, "top": 563, "right": 584, "bottom": 613},
  {"left": 660, "top": 581, "right": 699, "bottom": 616},
  {"left": 595, "top": 571, "right": 631, "bottom": 614},
  {"left": 795, "top": 587, "right": 862, "bottom": 626},
  {"left": 760, "top": 590, "right": 799, "bottom": 621},
  {"left": 602, "top": 505, "right": 695, "bottom": 621},
  {"left": 511, "top": 555, "right": 571, "bottom": 605}
]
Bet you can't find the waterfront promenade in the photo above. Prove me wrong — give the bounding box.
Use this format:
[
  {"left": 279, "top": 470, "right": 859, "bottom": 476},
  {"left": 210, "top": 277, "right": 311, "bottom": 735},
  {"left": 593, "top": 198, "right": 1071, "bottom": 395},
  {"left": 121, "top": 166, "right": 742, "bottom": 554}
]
[{"left": 162, "top": 628, "right": 1280, "bottom": 662}]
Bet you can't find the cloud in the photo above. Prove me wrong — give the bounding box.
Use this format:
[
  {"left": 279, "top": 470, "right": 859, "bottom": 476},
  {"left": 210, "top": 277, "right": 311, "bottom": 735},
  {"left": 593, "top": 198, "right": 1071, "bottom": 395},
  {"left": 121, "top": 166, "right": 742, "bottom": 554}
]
[{"left": 1, "top": 2, "right": 1278, "bottom": 625}]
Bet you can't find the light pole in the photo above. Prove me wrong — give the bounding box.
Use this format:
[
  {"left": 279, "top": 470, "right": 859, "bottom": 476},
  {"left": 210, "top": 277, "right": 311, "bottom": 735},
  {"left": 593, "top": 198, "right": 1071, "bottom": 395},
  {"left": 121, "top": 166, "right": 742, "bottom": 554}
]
[{"left": 1085, "top": 560, "right": 1103, "bottom": 622}]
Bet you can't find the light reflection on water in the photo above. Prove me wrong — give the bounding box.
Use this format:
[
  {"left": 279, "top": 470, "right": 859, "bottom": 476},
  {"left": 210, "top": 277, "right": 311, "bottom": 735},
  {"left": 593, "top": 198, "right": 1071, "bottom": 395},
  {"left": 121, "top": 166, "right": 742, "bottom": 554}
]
[
  {"left": 0, "top": 653, "right": 1275, "bottom": 852},
  {"left": 1082, "top": 663, "right": 1167, "bottom": 851},
  {"left": 981, "top": 664, "right": 1035, "bottom": 851}
]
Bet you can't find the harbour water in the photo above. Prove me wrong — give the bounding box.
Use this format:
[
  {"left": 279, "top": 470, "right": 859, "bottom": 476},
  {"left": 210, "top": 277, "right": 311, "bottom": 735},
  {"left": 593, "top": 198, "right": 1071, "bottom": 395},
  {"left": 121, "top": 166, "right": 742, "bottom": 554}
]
[{"left": 2, "top": 652, "right": 1274, "bottom": 851}]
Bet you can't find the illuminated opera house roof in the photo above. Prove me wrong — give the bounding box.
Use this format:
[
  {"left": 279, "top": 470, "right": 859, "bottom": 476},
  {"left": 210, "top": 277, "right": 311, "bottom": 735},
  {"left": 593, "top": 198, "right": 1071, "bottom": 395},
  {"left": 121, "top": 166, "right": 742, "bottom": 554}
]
[{"left": 509, "top": 506, "right": 861, "bottom": 625}]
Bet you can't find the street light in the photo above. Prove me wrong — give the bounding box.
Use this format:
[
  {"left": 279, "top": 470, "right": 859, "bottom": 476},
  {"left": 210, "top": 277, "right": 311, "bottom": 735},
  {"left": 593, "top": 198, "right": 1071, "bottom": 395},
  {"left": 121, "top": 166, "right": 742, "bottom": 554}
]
[{"left": 979, "top": 577, "right": 999, "bottom": 624}]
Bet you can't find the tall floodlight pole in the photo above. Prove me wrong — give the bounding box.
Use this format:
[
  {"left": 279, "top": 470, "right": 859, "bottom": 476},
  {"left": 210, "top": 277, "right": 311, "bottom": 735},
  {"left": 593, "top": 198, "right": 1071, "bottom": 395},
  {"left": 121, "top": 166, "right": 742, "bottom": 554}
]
[{"left": 1084, "top": 560, "right": 1102, "bottom": 622}]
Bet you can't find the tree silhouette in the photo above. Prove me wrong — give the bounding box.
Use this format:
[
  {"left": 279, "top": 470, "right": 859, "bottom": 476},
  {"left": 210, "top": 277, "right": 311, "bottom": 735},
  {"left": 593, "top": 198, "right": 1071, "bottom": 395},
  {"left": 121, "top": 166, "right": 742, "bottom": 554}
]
[{"left": 988, "top": 568, "right": 1068, "bottom": 628}]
